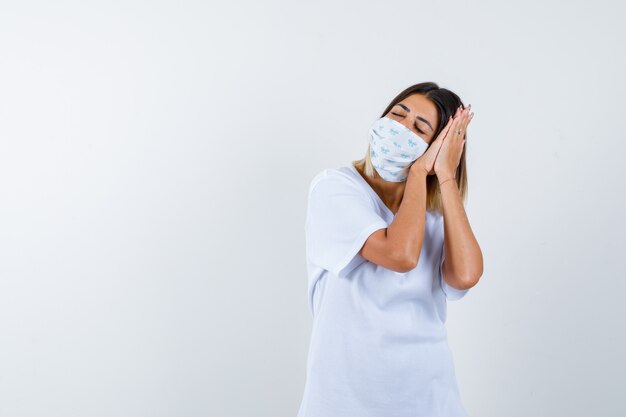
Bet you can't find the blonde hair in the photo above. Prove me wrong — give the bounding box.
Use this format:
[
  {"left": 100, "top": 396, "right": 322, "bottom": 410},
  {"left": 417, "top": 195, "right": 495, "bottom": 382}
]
[{"left": 351, "top": 82, "right": 469, "bottom": 215}]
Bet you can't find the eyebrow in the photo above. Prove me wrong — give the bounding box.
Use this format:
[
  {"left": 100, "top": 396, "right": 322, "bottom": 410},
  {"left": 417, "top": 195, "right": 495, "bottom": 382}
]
[{"left": 395, "top": 103, "right": 433, "bottom": 132}]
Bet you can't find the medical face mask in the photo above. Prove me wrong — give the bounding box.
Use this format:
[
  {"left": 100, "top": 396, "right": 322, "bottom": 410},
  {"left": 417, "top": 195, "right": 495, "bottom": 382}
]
[{"left": 368, "top": 116, "right": 430, "bottom": 182}]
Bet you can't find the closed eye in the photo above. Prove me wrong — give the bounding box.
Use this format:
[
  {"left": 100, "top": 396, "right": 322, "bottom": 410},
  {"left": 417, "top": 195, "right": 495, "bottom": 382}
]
[{"left": 391, "top": 112, "right": 426, "bottom": 135}]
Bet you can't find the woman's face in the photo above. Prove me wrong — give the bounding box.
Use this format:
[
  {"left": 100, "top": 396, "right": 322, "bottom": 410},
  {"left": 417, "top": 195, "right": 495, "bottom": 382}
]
[{"left": 384, "top": 94, "right": 439, "bottom": 144}]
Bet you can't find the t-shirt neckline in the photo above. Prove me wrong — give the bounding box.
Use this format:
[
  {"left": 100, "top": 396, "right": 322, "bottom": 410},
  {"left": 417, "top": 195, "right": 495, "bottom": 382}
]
[{"left": 347, "top": 164, "right": 397, "bottom": 217}]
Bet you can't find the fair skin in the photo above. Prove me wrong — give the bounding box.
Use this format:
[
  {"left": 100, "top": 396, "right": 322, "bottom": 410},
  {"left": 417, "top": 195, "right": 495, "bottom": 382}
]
[{"left": 356, "top": 94, "right": 483, "bottom": 290}]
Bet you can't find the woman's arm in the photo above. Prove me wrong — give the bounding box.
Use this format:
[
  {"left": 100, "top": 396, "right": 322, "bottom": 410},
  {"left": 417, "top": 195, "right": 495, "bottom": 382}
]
[
  {"left": 358, "top": 168, "right": 429, "bottom": 273},
  {"left": 439, "top": 178, "right": 483, "bottom": 290},
  {"left": 436, "top": 105, "right": 482, "bottom": 290}
]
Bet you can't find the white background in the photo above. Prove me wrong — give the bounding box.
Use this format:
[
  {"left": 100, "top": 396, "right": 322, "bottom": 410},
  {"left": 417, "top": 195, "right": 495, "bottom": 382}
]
[{"left": 1, "top": 1, "right": 625, "bottom": 416}]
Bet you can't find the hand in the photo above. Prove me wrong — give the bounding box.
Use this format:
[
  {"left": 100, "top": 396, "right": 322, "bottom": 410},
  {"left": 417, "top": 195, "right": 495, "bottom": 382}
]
[
  {"left": 409, "top": 114, "right": 455, "bottom": 176},
  {"left": 434, "top": 104, "right": 473, "bottom": 179}
]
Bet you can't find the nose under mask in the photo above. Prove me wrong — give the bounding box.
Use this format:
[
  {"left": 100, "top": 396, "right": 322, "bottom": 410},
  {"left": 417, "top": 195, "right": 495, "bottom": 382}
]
[{"left": 368, "top": 116, "right": 430, "bottom": 182}]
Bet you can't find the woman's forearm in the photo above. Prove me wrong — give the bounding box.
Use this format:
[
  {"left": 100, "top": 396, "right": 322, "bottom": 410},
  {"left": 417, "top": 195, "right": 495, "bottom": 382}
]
[
  {"left": 386, "top": 168, "right": 429, "bottom": 269},
  {"left": 440, "top": 178, "right": 483, "bottom": 288}
]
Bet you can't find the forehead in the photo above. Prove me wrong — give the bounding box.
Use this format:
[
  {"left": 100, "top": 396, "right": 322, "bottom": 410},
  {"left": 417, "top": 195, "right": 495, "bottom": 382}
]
[{"left": 397, "top": 94, "right": 438, "bottom": 125}]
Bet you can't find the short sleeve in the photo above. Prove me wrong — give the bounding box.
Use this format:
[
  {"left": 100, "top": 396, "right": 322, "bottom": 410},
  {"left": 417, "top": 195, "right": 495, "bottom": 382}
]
[
  {"left": 305, "top": 171, "right": 388, "bottom": 278},
  {"left": 439, "top": 223, "right": 470, "bottom": 301}
]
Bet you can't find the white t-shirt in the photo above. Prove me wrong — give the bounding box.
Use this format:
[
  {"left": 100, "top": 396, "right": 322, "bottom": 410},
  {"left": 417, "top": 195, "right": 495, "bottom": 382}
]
[{"left": 297, "top": 165, "right": 471, "bottom": 417}]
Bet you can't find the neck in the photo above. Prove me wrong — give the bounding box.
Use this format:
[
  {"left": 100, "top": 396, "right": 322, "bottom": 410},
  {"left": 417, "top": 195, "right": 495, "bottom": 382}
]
[{"left": 357, "top": 165, "right": 407, "bottom": 212}]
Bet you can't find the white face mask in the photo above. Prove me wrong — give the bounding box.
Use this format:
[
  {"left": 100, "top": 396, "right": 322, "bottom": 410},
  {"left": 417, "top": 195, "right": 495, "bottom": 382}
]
[{"left": 368, "top": 116, "right": 430, "bottom": 182}]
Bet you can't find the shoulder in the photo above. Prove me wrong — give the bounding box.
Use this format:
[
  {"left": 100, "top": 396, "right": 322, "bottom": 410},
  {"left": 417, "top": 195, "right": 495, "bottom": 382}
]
[{"left": 308, "top": 166, "right": 362, "bottom": 196}]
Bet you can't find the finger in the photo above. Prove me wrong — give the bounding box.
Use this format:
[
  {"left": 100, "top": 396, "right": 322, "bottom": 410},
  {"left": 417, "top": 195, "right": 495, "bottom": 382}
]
[
  {"left": 451, "top": 112, "right": 464, "bottom": 142},
  {"left": 463, "top": 111, "right": 474, "bottom": 132},
  {"left": 429, "top": 117, "right": 453, "bottom": 156},
  {"left": 437, "top": 115, "right": 455, "bottom": 142},
  {"left": 457, "top": 108, "right": 470, "bottom": 137},
  {"left": 450, "top": 108, "right": 461, "bottom": 127},
  {"left": 464, "top": 106, "right": 472, "bottom": 123},
  {"left": 459, "top": 111, "right": 469, "bottom": 133},
  {"left": 444, "top": 115, "right": 455, "bottom": 133}
]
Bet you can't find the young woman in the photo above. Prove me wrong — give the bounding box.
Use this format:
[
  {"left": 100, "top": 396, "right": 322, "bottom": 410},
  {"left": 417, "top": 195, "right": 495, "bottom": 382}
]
[{"left": 297, "top": 82, "right": 483, "bottom": 417}]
